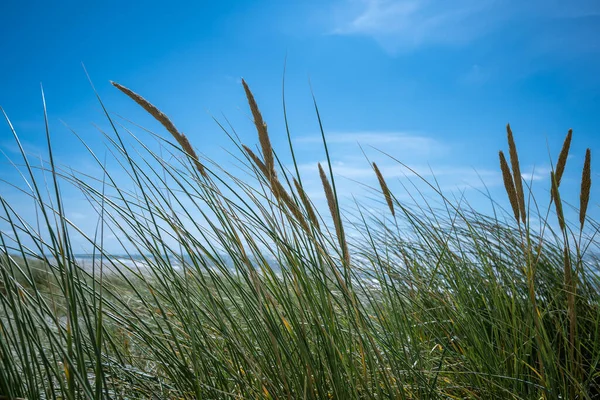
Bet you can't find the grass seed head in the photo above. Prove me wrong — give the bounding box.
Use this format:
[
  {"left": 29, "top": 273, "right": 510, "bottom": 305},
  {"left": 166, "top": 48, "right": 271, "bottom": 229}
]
[
  {"left": 555, "top": 129, "right": 573, "bottom": 187},
  {"left": 506, "top": 124, "right": 526, "bottom": 223},
  {"left": 372, "top": 162, "right": 395, "bottom": 217},
  {"left": 319, "top": 163, "right": 349, "bottom": 263},
  {"left": 319, "top": 163, "right": 337, "bottom": 225},
  {"left": 499, "top": 150, "right": 521, "bottom": 223},
  {"left": 243, "top": 145, "right": 271, "bottom": 178},
  {"left": 111, "top": 81, "right": 207, "bottom": 177},
  {"left": 293, "top": 178, "right": 320, "bottom": 229},
  {"left": 550, "top": 171, "right": 566, "bottom": 231},
  {"left": 244, "top": 145, "right": 308, "bottom": 231},
  {"left": 273, "top": 179, "right": 309, "bottom": 232},
  {"left": 580, "top": 148, "right": 592, "bottom": 230},
  {"left": 241, "top": 79, "right": 275, "bottom": 179}
]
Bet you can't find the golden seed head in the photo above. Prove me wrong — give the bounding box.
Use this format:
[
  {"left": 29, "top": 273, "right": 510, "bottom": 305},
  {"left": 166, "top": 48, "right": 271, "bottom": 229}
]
[
  {"left": 499, "top": 151, "right": 520, "bottom": 223},
  {"left": 241, "top": 79, "right": 275, "bottom": 179},
  {"left": 244, "top": 145, "right": 308, "bottom": 232},
  {"left": 243, "top": 145, "right": 270, "bottom": 178},
  {"left": 319, "top": 163, "right": 349, "bottom": 263},
  {"left": 372, "top": 162, "right": 395, "bottom": 217},
  {"left": 580, "top": 148, "right": 591, "bottom": 230},
  {"left": 111, "top": 81, "right": 207, "bottom": 177},
  {"left": 343, "top": 245, "right": 351, "bottom": 265},
  {"left": 319, "top": 163, "right": 337, "bottom": 222},
  {"left": 177, "top": 134, "right": 206, "bottom": 177},
  {"left": 271, "top": 178, "right": 308, "bottom": 225},
  {"left": 550, "top": 171, "right": 566, "bottom": 231},
  {"left": 293, "top": 178, "right": 320, "bottom": 229},
  {"left": 506, "top": 124, "right": 526, "bottom": 223},
  {"left": 555, "top": 128, "right": 572, "bottom": 187}
]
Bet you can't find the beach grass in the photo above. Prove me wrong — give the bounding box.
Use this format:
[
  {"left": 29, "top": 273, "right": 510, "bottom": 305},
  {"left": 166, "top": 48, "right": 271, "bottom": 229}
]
[{"left": 0, "top": 81, "right": 598, "bottom": 399}]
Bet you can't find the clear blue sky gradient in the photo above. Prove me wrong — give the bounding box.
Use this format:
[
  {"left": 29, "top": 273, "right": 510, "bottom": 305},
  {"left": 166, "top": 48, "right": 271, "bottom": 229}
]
[{"left": 1, "top": 0, "right": 599, "bottom": 251}]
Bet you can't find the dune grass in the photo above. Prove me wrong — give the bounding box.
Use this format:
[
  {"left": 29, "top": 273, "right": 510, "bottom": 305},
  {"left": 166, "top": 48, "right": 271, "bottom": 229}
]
[{"left": 0, "top": 80, "right": 599, "bottom": 399}]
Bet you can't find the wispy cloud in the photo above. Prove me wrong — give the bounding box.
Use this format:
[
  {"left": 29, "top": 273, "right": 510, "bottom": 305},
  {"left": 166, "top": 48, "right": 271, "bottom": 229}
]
[
  {"left": 293, "top": 160, "right": 503, "bottom": 221},
  {"left": 295, "top": 131, "right": 445, "bottom": 156},
  {"left": 0, "top": 139, "right": 45, "bottom": 159},
  {"left": 299, "top": 160, "right": 498, "bottom": 185},
  {"left": 521, "top": 166, "right": 551, "bottom": 183},
  {"left": 331, "top": 0, "right": 499, "bottom": 52},
  {"left": 292, "top": 130, "right": 503, "bottom": 202},
  {"left": 330, "top": 0, "right": 600, "bottom": 54}
]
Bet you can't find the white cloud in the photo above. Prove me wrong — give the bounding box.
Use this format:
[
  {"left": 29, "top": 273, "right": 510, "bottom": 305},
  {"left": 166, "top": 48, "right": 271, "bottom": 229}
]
[
  {"left": 291, "top": 130, "right": 504, "bottom": 205},
  {"left": 521, "top": 166, "right": 551, "bottom": 183},
  {"left": 331, "top": 0, "right": 499, "bottom": 52},
  {"left": 295, "top": 158, "right": 501, "bottom": 202},
  {"left": 297, "top": 160, "right": 409, "bottom": 180},
  {"left": 330, "top": 0, "right": 600, "bottom": 54},
  {"left": 295, "top": 131, "right": 444, "bottom": 156}
]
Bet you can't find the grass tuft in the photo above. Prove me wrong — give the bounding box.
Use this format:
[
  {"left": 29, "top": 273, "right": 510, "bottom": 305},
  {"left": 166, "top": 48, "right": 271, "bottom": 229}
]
[{"left": 0, "top": 80, "right": 598, "bottom": 399}]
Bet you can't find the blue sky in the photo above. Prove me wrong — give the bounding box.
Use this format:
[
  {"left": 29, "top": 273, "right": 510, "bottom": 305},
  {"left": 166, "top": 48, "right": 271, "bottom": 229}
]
[{"left": 1, "top": 0, "right": 599, "bottom": 252}]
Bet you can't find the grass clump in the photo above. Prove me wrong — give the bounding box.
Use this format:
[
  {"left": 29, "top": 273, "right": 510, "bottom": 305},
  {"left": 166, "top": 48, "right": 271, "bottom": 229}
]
[{"left": 0, "top": 79, "right": 598, "bottom": 399}]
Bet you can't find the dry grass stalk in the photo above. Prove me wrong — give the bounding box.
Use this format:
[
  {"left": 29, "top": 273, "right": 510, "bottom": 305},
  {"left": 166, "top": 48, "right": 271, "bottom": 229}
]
[
  {"left": 499, "top": 151, "right": 521, "bottom": 223},
  {"left": 506, "top": 124, "right": 526, "bottom": 223},
  {"left": 241, "top": 79, "right": 275, "bottom": 179},
  {"left": 555, "top": 129, "right": 573, "bottom": 187},
  {"left": 293, "top": 178, "right": 320, "bottom": 229},
  {"left": 111, "top": 81, "right": 207, "bottom": 178},
  {"left": 550, "top": 171, "right": 566, "bottom": 231},
  {"left": 319, "top": 163, "right": 350, "bottom": 264},
  {"left": 319, "top": 163, "right": 338, "bottom": 230},
  {"left": 372, "top": 162, "right": 395, "bottom": 217},
  {"left": 580, "top": 148, "right": 591, "bottom": 230}
]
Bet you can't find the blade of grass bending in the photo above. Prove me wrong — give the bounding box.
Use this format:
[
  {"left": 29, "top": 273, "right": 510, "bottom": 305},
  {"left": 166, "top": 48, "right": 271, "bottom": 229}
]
[
  {"left": 93, "top": 152, "right": 108, "bottom": 399},
  {"left": 309, "top": 83, "right": 349, "bottom": 268},
  {"left": 84, "top": 66, "right": 192, "bottom": 374},
  {"left": 41, "top": 85, "right": 83, "bottom": 398},
  {"left": 281, "top": 55, "right": 303, "bottom": 187}
]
